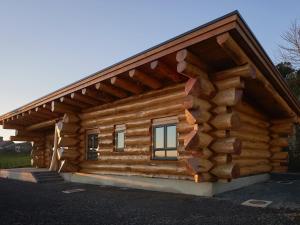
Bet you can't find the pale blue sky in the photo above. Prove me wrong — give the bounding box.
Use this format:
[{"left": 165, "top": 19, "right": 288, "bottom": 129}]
[{"left": 0, "top": 0, "right": 300, "bottom": 139}]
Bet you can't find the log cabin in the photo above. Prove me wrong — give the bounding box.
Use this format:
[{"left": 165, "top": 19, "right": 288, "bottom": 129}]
[{"left": 1, "top": 11, "right": 300, "bottom": 192}]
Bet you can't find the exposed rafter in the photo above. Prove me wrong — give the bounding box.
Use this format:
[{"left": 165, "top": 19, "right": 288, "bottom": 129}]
[
  {"left": 95, "top": 82, "right": 128, "bottom": 98},
  {"left": 129, "top": 69, "right": 162, "bottom": 89},
  {"left": 70, "top": 92, "right": 99, "bottom": 106},
  {"left": 150, "top": 60, "right": 182, "bottom": 83},
  {"left": 51, "top": 101, "right": 80, "bottom": 114},
  {"left": 81, "top": 88, "right": 114, "bottom": 103},
  {"left": 111, "top": 77, "right": 143, "bottom": 94}
]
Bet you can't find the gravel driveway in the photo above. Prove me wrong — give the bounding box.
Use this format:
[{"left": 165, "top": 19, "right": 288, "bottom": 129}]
[{"left": 0, "top": 178, "right": 299, "bottom": 225}]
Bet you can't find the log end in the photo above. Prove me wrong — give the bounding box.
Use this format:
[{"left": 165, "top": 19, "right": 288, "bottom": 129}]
[
  {"left": 231, "top": 113, "right": 241, "bottom": 129},
  {"left": 185, "top": 157, "right": 202, "bottom": 175},
  {"left": 231, "top": 164, "right": 240, "bottom": 179},
  {"left": 177, "top": 61, "right": 188, "bottom": 74},
  {"left": 233, "top": 138, "right": 242, "bottom": 155},
  {"left": 150, "top": 60, "right": 159, "bottom": 70},
  {"left": 249, "top": 64, "right": 257, "bottom": 79},
  {"left": 185, "top": 78, "right": 197, "bottom": 96},
  {"left": 176, "top": 49, "right": 188, "bottom": 62}
]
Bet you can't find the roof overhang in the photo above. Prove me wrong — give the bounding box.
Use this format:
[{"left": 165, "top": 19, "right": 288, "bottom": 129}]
[{"left": 1, "top": 10, "right": 299, "bottom": 130}]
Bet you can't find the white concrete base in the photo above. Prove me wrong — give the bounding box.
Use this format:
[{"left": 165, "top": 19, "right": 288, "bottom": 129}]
[
  {"left": 0, "top": 168, "right": 44, "bottom": 183},
  {"left": 61, "top": 172, "right": 270, "bottom": 197}
]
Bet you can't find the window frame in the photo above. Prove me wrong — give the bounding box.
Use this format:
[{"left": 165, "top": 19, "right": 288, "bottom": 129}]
[
  {"left": 85, "top": 129, "right": 99, "bottom": 161},
  {"left": 152, "top": 123, "right": 178, "bottom": 160},
  {"left": 115, "top": 124, "right": 126, "bottom": 152}
]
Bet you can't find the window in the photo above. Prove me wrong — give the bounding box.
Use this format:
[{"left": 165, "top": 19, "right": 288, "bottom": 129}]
[
  {"left": 86, "top": 130, "right": 99, "bottom": 160},
  {"left": 115, "top": 124, "right": 125, "bottom": 151},
  {"left": 152, "top": 117, "right": 178, "bottom": 160}
]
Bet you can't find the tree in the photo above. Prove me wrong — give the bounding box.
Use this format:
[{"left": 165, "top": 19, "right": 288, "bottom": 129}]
[
  {"left": 276, "top": 62, "right": 300, "bottom": 98},
  {"left": 279, "top": 20, "right": 300, "bottom": 68},
  {"left": 276, "top": 62, "right": 295, "bottom": 78}
]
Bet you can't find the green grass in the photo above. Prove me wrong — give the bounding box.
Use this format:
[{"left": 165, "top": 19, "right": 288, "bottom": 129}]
[{"left": 0, "top": 152, "right": 31, "bottom": 169}]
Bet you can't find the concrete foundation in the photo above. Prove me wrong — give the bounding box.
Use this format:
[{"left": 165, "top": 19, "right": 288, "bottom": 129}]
[
  {"left": 0, "top": 168, "right": 270, "bottom": 196},
  {"left": 0, "top": 168, "right": 46, "bottom": 183},
  {"left": 61, "top": 172, "right": 270, "bottom": 196}
]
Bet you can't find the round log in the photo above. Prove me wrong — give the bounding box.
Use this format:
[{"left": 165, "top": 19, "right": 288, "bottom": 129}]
[
  {"left": 210, "top": 113, "right": 240, "bottom": 130},
  {"left": 271, "top": 152, "right": 288, "bottom": 160},
  {"left": 270, "top": 138, "right": 289, "bottom": 147},
  {"left": 80, "top": 88, "right": 184, "bottom": 120},
  {"left": 58, "top": 136, "right": 79, "bottom": 147},
  {"left": 185, "top": 109, "right": 211, "bottom": 125},
  {"left": 210, "top": 163, "right": 240, "bottom": 179},
  {"left": 210, "top": 137, "right": 241, "bottom": 154},
  {"left": 239, "top": 149, "right": 271, "bottom": 159},
  {"left": 176, "top": 49, "right": 209, "bottom": 72},
  {"left": 63, "top": 113, "right": 80, "bottom": 123},
  {"left": 212, "top": 154, "right": 232, "bottom": 165},
  {"left": 215, "top": 76, "right": 245, "bottom": 91},
  {"left": 185, "top": 77, "right": 215, "bottom": 98},
  {"left": 230, "top": 130, "right": 270, "bottom": 143},
  {"left": 57, "top": 121, "right": 80, "bottom": 134},
  {"left": 184, "top": 130, "right": 213, "bottom": 150},
  {"left": 234, "top": 110, "right": 270, "bottom": 128},
  {"left": 210, "top": 130, "right": 227, "bottom": 138},
  {"left": 177, "top": 61, "right": 208, "bottom": 79},
  {"left": 233, "top": 158, "right": 270, "bottom": 167},
  {"left": 183, "top": 95, "right": 211, "bottom": 110},
  {"left": 212, "top": 88, "right": 243, "bottom": 106},
  {"left": 240, "top": 164, "right": 272, "bottom": 176},
  {"left": 241, "top": 141, "right": 269, "bottom": 150},
  {"left": 235, "top": 101, "right": 268, "bottom": 121},
  {"left": 212, "top": 106, "right": 228, "bottom": 114},
  {"left": 125, "top": 136, "right": 150, "bottom": 145},
  {"left": 126, "top": 127, "right": 150, "bottom": 136}
]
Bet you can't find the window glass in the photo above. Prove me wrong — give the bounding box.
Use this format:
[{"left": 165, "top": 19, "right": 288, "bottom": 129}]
[
  {"left": 154, "top": 150, "right": 165, "bottom": 158},
  {"left": 87, "top": 133, "right": 98, "bottom": 160},
  {"left": 154, "top": 127, "right": 164, "bottom": 149},
  {"left": 166, "top": 150, "right": 177, "bottom": 158},
  {"left": 116, "top": 131, "right": 125, "bottom": 150},
  {"left": 166, "top": 125, "right": 176, "bottom": 148},
  {"left": 152, "top": 122, "right": 177, "bottom": 160}
]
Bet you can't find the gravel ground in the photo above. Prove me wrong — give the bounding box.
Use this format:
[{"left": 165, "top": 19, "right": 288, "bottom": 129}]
[{"left": 0, "top": 178, "right": 299, "bottom": 225}]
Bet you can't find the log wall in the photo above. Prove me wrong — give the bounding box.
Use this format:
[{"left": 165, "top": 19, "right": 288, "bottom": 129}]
[
  {"left": 26, "top": 48, "right": 294, "bottom": 182},
  {"left": 78, "top": 83, "right": 194, "bottom": 180}
]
